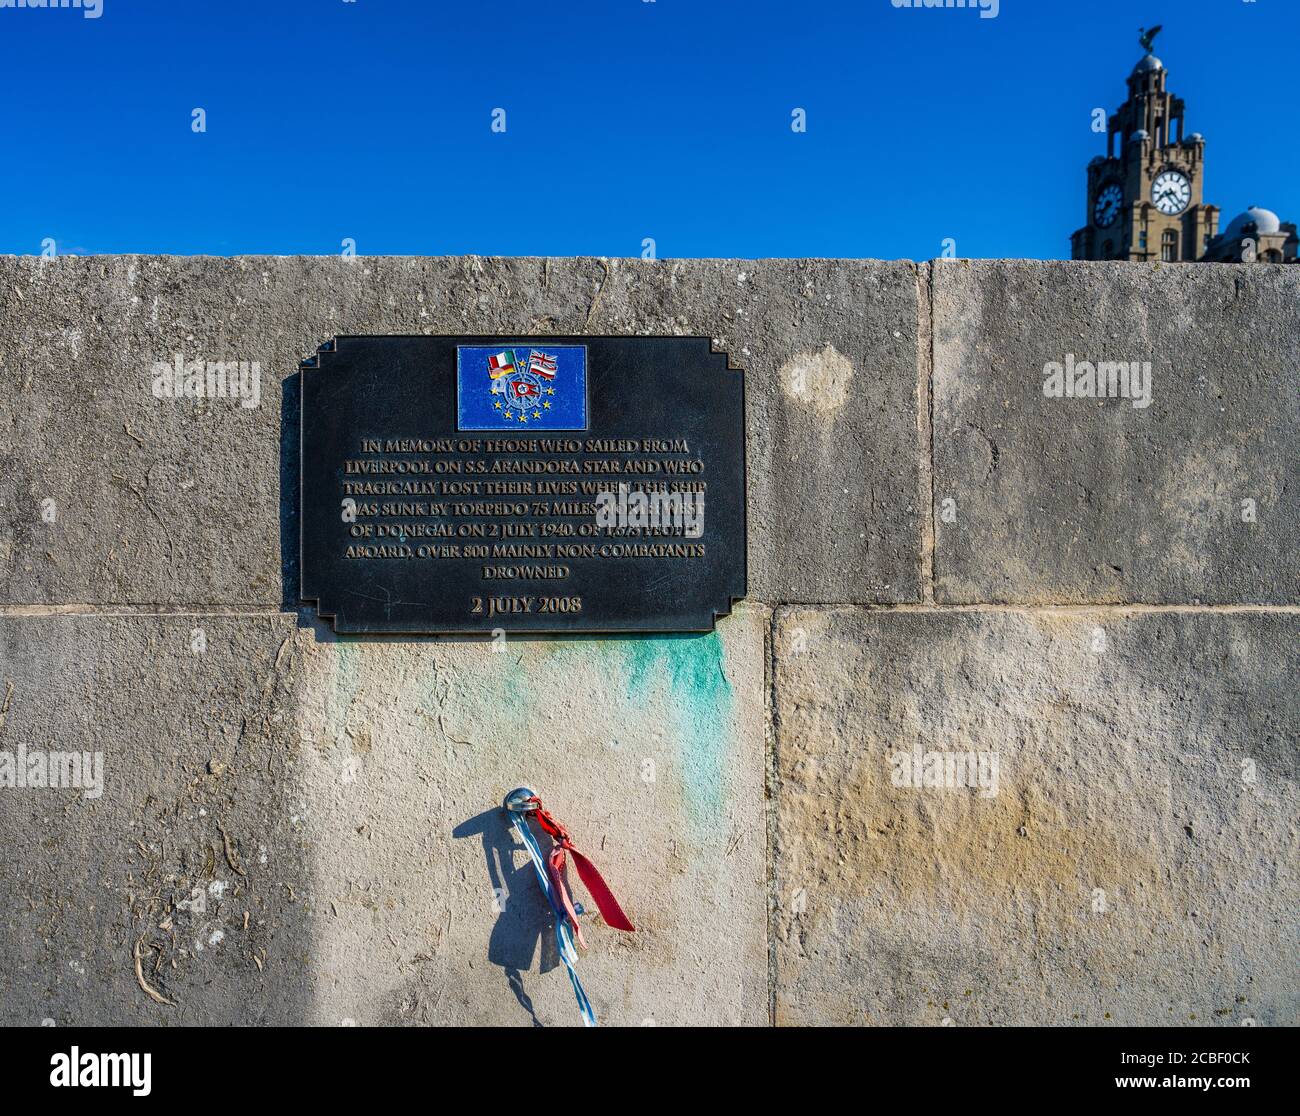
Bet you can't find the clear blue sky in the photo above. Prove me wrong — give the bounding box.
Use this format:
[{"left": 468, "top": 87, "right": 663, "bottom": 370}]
[{"left": 2, "top": 0, "right": 1295, "bottom": 260}]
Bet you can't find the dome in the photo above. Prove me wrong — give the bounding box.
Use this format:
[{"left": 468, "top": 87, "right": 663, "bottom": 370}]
[
  {"left": 1130, "top": 129, "right": 1149, "bottom": 142},
  {"left": 1223, "top": 207, "right": 1283, "bottom": 239},
  {"left": 1132, "top": 53, "right": 1164, "bottom": 75}
]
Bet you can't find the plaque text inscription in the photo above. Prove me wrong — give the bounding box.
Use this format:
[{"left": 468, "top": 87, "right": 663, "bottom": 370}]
[{"left": 300, "top": 336, "right": 746, "bottom": 633}]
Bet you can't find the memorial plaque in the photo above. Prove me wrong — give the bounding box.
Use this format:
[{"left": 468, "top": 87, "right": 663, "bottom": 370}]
[{"left": 300, "top": 336, "right": 746, "bottom": 634}]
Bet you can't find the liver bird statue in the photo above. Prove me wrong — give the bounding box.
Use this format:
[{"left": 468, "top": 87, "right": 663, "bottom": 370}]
[{"left": 1139, "top": 25, "right": 1163, "bottom": 53}]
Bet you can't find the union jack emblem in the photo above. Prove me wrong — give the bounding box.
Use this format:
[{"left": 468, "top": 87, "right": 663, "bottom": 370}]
[{"left": 528, "top": 350, "right": 558, "bottom": 380}]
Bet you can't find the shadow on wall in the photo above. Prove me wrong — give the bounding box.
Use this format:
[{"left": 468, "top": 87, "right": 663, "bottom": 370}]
[
  {"left": 280, "top": 370, "right": 301, "bottom": 612},
  {"left": 0, "top": 613, "right": 319, "bottom": 1026},
  {"left": 453, "top": 808, "right": 560, "bottom": 1027}
]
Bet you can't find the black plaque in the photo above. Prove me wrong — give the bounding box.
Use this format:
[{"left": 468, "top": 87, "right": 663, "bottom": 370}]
[{"left": 300, "top": 336, "right": 746, "bottom": 634}]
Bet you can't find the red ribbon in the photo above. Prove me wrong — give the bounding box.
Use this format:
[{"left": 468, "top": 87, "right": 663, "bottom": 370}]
[{"left": 527, "top": 796, "right": 635, "bottom": 948}]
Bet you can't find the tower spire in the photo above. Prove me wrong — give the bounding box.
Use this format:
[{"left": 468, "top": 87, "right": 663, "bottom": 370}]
[{"left": 1071, "top": 34, "right": 1219, "bottom": 263}]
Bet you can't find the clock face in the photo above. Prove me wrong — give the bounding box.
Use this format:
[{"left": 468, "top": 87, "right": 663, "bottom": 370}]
[
  {"left": 1151, "top": 170, "right": 1191, "bottom": 215},
  {"left": 1094, "top": 183, "right": 1123, "bottom": 228}
]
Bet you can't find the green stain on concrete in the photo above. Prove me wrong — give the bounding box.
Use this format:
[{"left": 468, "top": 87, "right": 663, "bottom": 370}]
[
  {"left": 328, "top": 637, "right": 363, "bottom": 738},
  {"left": 620, "top": 633, "right": 733, "bottom": 831},
  {"left": 397, "top": 631, "right": 734, "bottom": 836},
  {"left": 481, "top": 646, "right": 538, "bottom": 726}
]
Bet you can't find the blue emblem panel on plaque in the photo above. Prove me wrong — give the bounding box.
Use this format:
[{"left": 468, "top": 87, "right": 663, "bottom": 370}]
[
  {"left": 299, "top": 335, "right": 746, "bottom": 634},
  {"left": 455, "top": 344, "right": 588, "bottom": 431}
]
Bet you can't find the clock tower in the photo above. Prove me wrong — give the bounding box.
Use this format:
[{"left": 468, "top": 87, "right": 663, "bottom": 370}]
[{"left": 1071, "top": 30, "right": 1219, "bottom": 262}]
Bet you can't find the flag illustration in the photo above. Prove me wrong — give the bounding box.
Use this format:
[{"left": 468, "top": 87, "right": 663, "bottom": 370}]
[
  {"left": 457, "top": 344, "right": 588, "bottom": 432},
  {"left": 529, "top": 350, "right": 558, "bottom": 380}
]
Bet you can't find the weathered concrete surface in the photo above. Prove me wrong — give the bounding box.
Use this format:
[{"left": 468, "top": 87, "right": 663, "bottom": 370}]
[
  {"left": 0, "top": 605, "right": 767, "bottom": 1026},
  {"left": 0, "top": 256, "right": 923, "bottom": 608},
  {"left": 4, "top": 257, "right": 1297, "bottom": 1029},
  {"left": 0, "top": 613, "right": 309, "bottom": 1025},
  {"left": 932, "top": 261, "right": 1300, "bottom": 605},
  {"left": 772, "top": 606, "right": 1298, "bottom": 1026}
]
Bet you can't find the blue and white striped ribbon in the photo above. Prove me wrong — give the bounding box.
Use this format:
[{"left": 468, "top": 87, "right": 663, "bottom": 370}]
[{"left": 508, "top": 799, "right": 598, "bottom": 1027}]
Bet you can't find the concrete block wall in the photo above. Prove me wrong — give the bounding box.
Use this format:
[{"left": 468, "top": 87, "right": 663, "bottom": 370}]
[{"left": 0, "top": 257, "right": 1294, "bottom": 1026}]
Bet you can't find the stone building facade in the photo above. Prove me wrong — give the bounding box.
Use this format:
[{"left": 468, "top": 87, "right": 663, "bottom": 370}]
[
  {"left": 1071, "top": 45, "right": 1294, "bottom": 264},
  {"left": 1203, "top": 206, "right": 1299, "bottom": 264}
]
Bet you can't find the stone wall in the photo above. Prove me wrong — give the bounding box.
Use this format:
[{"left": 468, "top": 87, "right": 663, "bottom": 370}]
[{"left": 0, "top": 257, "right": 1294, "bottom": 1026}]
